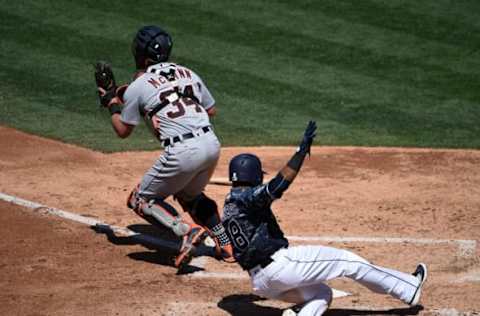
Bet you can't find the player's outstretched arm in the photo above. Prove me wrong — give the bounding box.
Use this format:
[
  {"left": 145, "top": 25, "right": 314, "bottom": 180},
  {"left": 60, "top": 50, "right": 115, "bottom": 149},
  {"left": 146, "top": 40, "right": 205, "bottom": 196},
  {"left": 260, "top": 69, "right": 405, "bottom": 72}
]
[{"left": 266, "top": 121, "right": 317, "bottom": 199}]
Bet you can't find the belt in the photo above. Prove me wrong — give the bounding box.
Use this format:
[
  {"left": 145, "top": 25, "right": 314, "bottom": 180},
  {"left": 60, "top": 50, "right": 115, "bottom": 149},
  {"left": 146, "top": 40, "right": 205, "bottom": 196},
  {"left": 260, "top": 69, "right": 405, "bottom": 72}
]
[
  {"left": 162, "top": 126, "right": 211, "bottom": 147},
  {"left": 248, "top": 256, "right": 274, "bottom": 276}
]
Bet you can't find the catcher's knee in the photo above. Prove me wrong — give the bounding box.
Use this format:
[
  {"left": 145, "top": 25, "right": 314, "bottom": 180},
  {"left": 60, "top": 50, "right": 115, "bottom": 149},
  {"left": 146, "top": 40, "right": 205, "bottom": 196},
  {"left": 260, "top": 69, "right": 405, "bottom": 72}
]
[
  {"left": 177, "top": 193, "right": 220, "bottom": 229},
  {"left": 127, "top": 186, "right": 189, "bottom": 236},
  {"left": 128, "top": 185, "right": 176, "bottom": 214},
  {"left": 127, "top": 185, "right": 143, "bottom": 215}
]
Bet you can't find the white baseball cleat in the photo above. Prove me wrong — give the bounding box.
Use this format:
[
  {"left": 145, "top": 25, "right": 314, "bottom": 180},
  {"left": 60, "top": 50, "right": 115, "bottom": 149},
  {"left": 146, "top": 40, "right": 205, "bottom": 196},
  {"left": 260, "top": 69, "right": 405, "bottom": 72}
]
[
  {"left": 409, "top": 263, "right": 428, "bottom": 306},
  {"left": 282, "top": 308, "right": 297, "bottom": 316},
  {"left": 203, "top": 235, "right": 216, "bottom": 247}
]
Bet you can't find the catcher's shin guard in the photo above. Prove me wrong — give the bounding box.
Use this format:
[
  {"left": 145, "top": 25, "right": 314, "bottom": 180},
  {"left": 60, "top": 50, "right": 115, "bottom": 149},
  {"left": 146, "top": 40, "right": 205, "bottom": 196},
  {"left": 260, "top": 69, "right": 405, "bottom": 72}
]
[{"left": 127, "top": 186, "right": 190, "bottom": 237}]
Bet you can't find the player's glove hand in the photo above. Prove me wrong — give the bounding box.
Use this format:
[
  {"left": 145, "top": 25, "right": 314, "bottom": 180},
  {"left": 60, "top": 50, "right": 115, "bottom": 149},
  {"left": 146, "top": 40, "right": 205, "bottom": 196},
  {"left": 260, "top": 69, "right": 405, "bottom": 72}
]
[
  {"left": 94, "top": 61, "right": 118, "bottom": 107},
  {"left": 298, "top": 120, "right": 317, "bottom": 156}
]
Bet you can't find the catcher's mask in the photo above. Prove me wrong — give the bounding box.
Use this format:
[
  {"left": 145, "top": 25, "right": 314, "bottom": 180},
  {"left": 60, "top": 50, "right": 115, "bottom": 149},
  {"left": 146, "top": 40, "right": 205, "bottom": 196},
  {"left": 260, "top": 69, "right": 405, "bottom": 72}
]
[
  {"left": 132, "top": 25, "right": 173, "bottom": 69},
  {"left": 229, "top": 153, "right": 264, "bottom": 186}
]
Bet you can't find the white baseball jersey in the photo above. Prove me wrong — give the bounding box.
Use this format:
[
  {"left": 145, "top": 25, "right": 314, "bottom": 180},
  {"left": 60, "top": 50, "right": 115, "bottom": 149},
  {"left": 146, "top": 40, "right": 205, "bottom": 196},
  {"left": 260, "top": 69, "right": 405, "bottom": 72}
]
[{"left": 121, "top": 62, "right": 215, "bottom": 141}]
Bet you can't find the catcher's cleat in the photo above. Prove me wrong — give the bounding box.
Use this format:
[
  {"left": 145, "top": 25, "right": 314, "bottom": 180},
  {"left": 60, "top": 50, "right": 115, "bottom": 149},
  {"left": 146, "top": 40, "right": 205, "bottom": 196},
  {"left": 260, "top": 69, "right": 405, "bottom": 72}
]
[
  {"left": 174, "top": 226, "right": 208, "bottom": 268},
  {"left": 215, "top": 243, "right": 236, "bottom": 263},
  {"left": 409, "top": 263, "right": 428, "bottom": 306}
]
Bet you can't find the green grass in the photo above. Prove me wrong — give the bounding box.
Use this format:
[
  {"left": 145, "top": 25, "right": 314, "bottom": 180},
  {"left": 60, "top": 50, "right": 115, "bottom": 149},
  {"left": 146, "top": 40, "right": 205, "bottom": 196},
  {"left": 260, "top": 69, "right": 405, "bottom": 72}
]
[{"left": 1, "top": 0, "right": 479, "bottom": 151}]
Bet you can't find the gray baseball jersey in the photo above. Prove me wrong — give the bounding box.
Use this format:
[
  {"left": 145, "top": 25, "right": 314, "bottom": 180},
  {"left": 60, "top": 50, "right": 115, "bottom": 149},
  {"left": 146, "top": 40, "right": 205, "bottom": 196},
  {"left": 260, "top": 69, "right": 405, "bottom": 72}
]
[{"left": 121, "top": 62, "right": 215, "bottom": 141}]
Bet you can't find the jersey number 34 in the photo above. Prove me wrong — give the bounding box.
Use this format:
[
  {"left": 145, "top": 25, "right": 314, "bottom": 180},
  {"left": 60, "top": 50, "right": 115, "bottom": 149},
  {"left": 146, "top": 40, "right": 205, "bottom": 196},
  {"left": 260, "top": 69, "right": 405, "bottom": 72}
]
[{"left": 159, "top": 85, "right": 203, "bottom": 119}]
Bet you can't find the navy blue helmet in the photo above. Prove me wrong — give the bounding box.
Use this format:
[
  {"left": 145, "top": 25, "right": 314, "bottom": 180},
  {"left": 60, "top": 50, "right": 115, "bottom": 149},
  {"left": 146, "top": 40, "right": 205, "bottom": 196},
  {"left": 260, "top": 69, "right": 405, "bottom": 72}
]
[
  {"left": 132, "top": 25, "right": 173, "bottom": 69},
  {"left": 229, "top": 153, "right": 264, "bottom": 186}
]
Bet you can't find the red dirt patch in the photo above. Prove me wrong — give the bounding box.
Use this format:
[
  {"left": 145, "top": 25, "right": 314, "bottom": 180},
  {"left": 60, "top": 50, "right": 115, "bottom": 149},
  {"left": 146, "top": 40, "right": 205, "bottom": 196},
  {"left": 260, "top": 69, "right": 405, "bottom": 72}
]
[{"left": 0, "top": 126, "right": 479, "bottom": 315}]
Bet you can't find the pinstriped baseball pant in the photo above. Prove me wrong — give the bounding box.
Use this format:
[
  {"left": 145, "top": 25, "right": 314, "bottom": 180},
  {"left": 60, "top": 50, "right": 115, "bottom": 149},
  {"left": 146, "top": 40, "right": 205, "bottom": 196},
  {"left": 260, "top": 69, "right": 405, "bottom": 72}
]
[{"left": 250, "top": 245, "right": 420, "bottom": 315}]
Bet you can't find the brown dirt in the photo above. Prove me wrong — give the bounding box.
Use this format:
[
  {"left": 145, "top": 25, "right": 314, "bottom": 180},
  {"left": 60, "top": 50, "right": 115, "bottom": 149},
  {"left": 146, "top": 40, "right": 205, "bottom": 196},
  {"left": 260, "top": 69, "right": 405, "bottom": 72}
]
[{"left": 0, "top": 126, "right": 479, "bottom": 315}]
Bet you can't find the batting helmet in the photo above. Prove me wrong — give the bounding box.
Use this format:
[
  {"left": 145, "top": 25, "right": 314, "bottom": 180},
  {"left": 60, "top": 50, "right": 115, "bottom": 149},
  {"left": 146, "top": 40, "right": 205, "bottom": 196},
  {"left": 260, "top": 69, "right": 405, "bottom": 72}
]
[
  {"left": 132, "top": 25, "right": 173, "bottom": 69},
  {"left": 229, "top": 153, "right": 264, "bottom": 186}
]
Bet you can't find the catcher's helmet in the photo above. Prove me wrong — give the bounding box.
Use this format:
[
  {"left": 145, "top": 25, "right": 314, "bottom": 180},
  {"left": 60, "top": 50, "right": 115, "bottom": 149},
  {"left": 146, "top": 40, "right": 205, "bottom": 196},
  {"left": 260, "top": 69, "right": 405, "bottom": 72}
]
[
  {"left": 132, "top": 25, "right": 173, "bottom": 69},
  {"left": 229, "top": 153, "right": 264, "bottom": 186}
]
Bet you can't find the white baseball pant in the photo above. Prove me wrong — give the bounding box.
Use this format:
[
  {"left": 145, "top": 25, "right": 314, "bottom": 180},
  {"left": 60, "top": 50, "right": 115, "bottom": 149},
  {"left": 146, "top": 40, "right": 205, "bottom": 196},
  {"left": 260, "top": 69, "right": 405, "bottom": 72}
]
[{"left": 249, "top": 245, "right": 421, "bottom": 316}]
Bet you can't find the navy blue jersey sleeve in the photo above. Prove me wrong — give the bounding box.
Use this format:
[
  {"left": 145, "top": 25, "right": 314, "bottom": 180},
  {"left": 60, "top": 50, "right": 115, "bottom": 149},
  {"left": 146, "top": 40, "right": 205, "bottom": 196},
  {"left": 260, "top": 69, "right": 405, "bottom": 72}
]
[{"left": 246, "top": 184, "right": 275, "bottom": 211}]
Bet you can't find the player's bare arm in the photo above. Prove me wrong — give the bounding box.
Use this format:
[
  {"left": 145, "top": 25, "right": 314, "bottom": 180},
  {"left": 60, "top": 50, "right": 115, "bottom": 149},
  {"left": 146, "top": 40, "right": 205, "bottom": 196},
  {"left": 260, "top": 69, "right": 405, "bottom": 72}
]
[
  {"left": 111, "top": 114, "right": 134, "bottom": 138},
  {"left": 206, "top": 106, "right": 217, "bottom": 117}
]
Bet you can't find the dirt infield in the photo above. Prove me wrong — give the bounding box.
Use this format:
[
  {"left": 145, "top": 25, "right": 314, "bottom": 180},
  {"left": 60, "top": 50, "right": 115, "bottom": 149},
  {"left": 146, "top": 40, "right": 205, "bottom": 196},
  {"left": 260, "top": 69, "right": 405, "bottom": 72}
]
[{"left": 0, "top": 126, "right": 479, "bottom": 315}]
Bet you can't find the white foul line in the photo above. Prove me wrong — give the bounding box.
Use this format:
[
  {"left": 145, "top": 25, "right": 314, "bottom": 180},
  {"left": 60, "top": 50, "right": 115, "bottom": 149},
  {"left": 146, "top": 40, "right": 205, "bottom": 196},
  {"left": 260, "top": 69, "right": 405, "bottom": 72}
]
[
  {"left": 0, "top": 192, "right": 179, "bottom": 251},
  {"left": 1, "top": 191, "right": 477, "bottom": 283},
  {"left": 287, "top": 235, "right": 477, "bottom": 258}
]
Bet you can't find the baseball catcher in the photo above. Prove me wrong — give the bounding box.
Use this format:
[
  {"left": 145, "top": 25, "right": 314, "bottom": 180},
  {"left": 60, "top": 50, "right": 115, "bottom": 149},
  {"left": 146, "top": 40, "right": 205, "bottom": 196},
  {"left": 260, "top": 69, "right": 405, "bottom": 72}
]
[
  {"left": 94, "top": 25, "right": 234, "bottom": 269},
  {"left": 221, "top": 121, "right": 428, "bottom": 315}
]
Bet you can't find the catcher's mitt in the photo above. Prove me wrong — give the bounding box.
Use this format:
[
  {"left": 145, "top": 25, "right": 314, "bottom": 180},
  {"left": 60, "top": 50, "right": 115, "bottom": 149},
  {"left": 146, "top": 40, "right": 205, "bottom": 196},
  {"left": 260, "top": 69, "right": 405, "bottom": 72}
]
[{"left": 94, "top": 61, "right": 120, "bottom": 107}]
